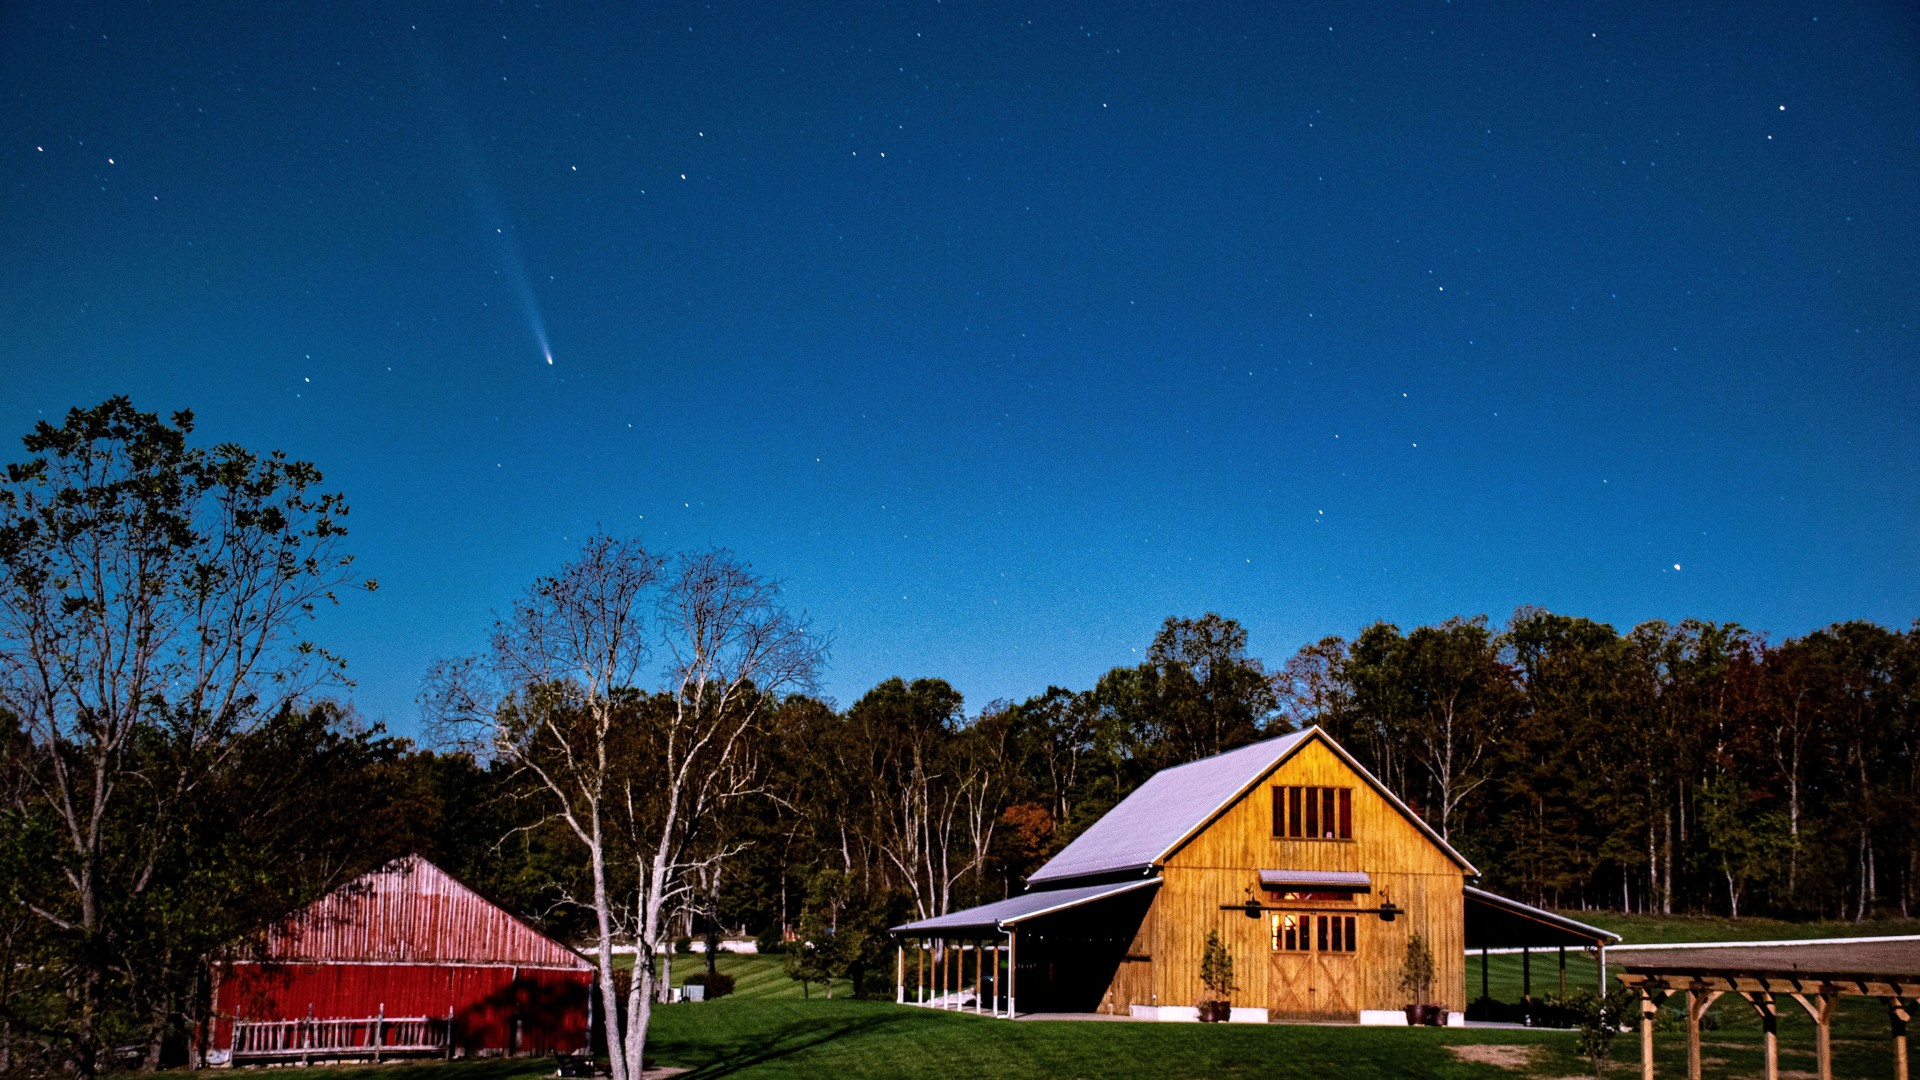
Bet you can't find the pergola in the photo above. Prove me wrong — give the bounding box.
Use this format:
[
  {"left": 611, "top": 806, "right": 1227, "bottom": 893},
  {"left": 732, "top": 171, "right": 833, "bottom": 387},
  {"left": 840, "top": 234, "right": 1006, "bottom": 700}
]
[
  {"left": 1464, "top": 886, "right": 1620, "bottom": 1008},
  {"left": 1616, "top": 939, "right": 1920, "bottom": 1080}
]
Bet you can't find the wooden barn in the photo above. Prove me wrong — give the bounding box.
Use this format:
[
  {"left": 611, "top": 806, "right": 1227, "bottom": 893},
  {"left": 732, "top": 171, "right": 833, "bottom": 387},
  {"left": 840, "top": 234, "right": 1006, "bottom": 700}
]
[
  {"left": 204, "top": 855, "right": 592, "bottom": 1065},
  {"left": 891, "top": 726, "right": 1613, "bottom": 1024}
]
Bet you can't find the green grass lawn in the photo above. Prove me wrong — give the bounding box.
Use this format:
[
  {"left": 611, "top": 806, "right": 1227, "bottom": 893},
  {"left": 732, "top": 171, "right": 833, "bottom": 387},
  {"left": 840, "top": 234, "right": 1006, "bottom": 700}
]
[
  {"left": 280, "top": 917, "right": 1918, "bottom": 1080},
  {"left": 259, "top": 991, "right": 1911, "bottom": 1080},
  {"left": 650, "top": 998, "right": 1574, "bottom": 1079},
  {"left": 665, "top": 954, "right": 842, "bottom": 1001}
]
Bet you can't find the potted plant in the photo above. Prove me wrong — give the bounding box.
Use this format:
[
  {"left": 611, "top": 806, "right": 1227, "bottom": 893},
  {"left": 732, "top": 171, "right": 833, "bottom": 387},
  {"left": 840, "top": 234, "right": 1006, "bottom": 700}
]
[
  {"left": 1198, "top": 929, "right": 1237, "bottom": 1022},
  {"left": 1398, "top": 933, "right": 1437, "bottom": 1026}
]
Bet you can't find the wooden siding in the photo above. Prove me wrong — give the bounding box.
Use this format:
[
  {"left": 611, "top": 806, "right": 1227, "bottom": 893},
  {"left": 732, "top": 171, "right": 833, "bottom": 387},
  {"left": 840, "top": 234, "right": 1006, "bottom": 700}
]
[
  {"left": 1099, "top": 735, "right": 1465, "bottom": 1017},
  {"left": 230, "top": 856, "right": 588, "bottom": 970}
]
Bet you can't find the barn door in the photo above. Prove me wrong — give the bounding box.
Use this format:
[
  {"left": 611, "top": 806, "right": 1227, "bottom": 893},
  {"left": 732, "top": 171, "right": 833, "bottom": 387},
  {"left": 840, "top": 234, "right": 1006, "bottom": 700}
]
[{"left": 1265, "top": 913, "right": 1357, "bottom": 1020}]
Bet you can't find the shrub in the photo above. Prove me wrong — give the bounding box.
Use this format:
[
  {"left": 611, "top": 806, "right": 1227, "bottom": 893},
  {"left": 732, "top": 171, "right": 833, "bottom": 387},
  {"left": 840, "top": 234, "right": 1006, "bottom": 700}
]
[{"left": 683, "top": 971, "right": 735, "bottom": 999}]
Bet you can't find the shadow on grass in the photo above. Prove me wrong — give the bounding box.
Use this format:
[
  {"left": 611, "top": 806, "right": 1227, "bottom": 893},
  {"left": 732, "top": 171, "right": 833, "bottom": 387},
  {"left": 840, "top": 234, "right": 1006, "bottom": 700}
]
[{"left": 662, "top": 1012, "right": 913, "bottom": 1079}]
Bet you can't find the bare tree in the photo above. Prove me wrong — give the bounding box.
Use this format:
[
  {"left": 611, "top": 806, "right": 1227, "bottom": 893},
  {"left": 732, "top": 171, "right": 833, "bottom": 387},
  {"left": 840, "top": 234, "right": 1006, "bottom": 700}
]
[
  {"left": 425, "top": 538, "right": 820, "bottom": 1080},
  {"left": 0, "top": 399, "right": 363, "bottom": 1076}
]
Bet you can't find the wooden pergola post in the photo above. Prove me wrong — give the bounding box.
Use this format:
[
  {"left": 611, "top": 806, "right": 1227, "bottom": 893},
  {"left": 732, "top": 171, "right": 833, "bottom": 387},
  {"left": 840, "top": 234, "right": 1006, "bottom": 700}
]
[
  {"left": 1638, "top": 988, "right": 1664, "bottom": 1080},
  {"left": 1787, "top": 989, "right": 1837, "bottom": 1080},
  {"left": 1559, "top": 946, "right": 1567, "bottom": 999},
  {"left": 1892, "top": 996, "right": 1910, "bottom": 1080},
  {"left": 896, "top": 944, "right": 905, "bottom": 1004},
  {"left": 1740, "top": 991, "right": 1779, "bottom": 1080},
  {"left": 917, "top": 938, "right": 926, "bottom": 1004},
  {"left": 1685, "top": 986, "right": 1723, "bottom": 1080},
  {"left": 1480, "top": 945, "right": 1489, "bottom": 1004}
]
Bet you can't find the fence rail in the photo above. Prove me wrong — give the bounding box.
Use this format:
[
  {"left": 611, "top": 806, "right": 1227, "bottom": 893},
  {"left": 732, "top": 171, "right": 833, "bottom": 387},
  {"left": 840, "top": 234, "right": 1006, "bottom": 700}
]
[{"left": 230, "top": 1009, "right": 452, "bottom": 1063}]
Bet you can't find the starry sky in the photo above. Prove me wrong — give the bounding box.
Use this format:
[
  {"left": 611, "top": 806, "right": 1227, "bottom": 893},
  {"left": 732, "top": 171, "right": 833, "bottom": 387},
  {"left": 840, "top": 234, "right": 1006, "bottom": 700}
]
[{"left": 3, "top": 1, "right": 1916, "bottom": 731}]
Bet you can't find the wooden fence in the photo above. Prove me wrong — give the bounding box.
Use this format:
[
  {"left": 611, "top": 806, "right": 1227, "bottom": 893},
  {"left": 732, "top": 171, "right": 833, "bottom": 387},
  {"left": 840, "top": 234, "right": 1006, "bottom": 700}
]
[{"left": 229, "top": 1007, "right": 453, "bottom": 1064}]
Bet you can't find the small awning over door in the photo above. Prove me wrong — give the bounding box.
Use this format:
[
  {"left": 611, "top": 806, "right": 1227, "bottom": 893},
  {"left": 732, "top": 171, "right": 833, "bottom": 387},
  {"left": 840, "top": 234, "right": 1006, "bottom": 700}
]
[{"left": 1258, "top": 869, "right": 1371, "bottom": 892}]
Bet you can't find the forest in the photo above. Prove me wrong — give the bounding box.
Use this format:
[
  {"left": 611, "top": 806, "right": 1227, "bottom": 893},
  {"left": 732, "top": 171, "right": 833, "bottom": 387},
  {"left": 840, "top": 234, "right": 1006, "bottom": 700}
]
[{"left": 1, "top": 400, "right": 1915, "bottom": 1075}]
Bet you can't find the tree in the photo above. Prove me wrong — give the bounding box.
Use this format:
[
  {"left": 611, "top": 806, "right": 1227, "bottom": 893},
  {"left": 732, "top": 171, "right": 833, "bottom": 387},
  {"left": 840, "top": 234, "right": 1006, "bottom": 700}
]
[
  {"left": 424, "top": 537, "right": 821, "bottom": 1080},
  {"left": 0, "top": 399, "right": 364, "bottom": 1076},
  {"left": 1397, "top": 933, "right": 1435, "bottom": 1007},
  {"left": 1198, "top": 929, "right": 1236, "bottom": 1005},
  {"left": 1696, "top": 775, "right": 1789, "bottom": 917}
]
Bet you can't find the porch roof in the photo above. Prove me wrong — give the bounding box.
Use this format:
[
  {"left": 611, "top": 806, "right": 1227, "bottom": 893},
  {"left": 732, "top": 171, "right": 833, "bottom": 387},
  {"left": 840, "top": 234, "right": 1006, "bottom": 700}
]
[
  {"left": 889, "top": 878, "right": 1161, "bottom": 936},
  {"left": 1464, "top": 886, "right": 1620, "bottom": 950}
]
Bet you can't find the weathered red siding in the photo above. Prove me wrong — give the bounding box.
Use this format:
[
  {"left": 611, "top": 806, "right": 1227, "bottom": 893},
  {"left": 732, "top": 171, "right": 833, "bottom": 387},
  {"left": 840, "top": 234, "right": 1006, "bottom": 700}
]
[
  {"left": 212, "top": 962, "right": 590, "bottom": 1054},
  {"left": 245, "top": 857, "right": 586, "bottom": 967},
  {"left": 207, "top": 856, "right": 591, "bottom": 1057}
]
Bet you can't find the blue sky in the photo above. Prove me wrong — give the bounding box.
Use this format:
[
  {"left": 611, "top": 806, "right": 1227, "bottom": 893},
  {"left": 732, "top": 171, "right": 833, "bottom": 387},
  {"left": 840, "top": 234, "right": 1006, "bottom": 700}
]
[{"left": 3, "top": 1, "right": 1915, "bottom": 730}]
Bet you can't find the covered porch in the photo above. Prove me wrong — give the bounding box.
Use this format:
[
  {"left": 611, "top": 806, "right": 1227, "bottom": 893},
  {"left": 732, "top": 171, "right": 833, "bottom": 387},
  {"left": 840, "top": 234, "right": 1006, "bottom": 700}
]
[
  {"left": 1464, "top": 886, "right": 1621, "bottom": 1023},
  {"left": 888, "top": 878, "right": 1160, "bottom": 1018}
]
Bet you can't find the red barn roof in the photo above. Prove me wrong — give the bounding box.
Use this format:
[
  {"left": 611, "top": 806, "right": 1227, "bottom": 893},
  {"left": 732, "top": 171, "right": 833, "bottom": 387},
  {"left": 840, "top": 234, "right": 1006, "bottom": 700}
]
[{"left": 232, "top": 855, "right": 587, "bottom": 970}]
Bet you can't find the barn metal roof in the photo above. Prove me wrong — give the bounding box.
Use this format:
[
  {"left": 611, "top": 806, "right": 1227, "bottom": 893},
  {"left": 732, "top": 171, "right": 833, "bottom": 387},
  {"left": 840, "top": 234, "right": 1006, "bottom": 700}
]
[
  {"left": 1026, "top": 727, "right": 1476, "bottom": 886},
  {"left": 1464, "top": 886, "right": 1619, "bottom": 948},
  {"left": 890, "top": 878, "right": 1162, "bottom": 935},
  {"left": 224, "top": 855, "right": 590, "bottom": 970}
]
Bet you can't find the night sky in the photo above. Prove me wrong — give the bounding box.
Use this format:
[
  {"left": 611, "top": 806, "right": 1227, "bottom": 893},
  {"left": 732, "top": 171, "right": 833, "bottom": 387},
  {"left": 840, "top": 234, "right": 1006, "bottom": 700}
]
[{"left": 4, "top": 2, "right": 1916, "bottom": 731}]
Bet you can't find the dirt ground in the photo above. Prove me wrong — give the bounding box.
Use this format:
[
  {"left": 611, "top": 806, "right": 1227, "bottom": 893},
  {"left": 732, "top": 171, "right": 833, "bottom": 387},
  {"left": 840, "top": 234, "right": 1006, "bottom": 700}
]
[{"left": 1444, "top": 1044, "right": 1543, "bottom": 1071}]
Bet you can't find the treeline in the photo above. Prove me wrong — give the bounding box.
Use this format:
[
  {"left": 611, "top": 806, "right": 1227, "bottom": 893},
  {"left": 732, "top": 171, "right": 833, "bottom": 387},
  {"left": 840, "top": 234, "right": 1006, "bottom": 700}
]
[
  {"left": 2, "top": 399, "right": 1915, "bottom": 1075},
  {"left": 711, "top": 608, "right": 1920, "bottom": 988}
]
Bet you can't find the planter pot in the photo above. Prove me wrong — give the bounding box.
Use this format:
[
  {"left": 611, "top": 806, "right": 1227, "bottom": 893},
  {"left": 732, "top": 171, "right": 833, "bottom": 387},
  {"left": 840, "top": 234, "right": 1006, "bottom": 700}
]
[
  {"left": 1404, "top": 1005, "right": 1422, "bottom": 1026},
  {"left": 1199, "top": 1001, "right": 1229, "bottom": 1022},
  {"left": 1422, "top": 1004, "right": 1445, "bottom": 1027}
]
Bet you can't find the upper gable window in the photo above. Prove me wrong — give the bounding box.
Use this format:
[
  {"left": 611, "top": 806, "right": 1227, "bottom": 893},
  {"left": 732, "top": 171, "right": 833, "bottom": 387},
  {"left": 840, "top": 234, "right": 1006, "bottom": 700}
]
[{"left": 1272, "top": 785, "right": 1352, "bottom": 840}]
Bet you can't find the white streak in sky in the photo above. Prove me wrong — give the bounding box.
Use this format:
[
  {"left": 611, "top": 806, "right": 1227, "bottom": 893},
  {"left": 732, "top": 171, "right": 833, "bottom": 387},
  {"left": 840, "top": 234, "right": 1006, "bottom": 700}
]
[{"left": 421, "top": 58, "right": 555, "bottom": 367}]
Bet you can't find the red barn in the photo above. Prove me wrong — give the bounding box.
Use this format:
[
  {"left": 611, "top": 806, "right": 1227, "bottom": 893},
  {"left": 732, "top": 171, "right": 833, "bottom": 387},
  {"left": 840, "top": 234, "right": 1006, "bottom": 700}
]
[{"left": 205, "top": 855, "right": 592, "bottom": 1065}]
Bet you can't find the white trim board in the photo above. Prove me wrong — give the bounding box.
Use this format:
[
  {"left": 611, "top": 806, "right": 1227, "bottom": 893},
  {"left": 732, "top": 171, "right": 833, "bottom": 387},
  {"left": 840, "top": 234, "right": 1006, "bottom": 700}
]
[{"left": 1464, "top": 934, "right": 1920, "bottom": 957}]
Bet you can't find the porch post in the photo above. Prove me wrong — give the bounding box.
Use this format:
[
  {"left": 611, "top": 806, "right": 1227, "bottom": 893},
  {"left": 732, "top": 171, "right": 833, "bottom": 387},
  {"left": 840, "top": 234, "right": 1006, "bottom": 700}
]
[
  {"left": 1559, "top": 946, "right": 1566, "bottom": 999},
  {"left": 1480, "top": 945, "right": 1489, "bottom": 1004},
  {"left": 896, "top": 943, "right": 905, "bottom": 1004},
  {"left": 993, "top": 941, "right": 1001, "bottom": 1017},
  {"left": 1598, "top": 944, "right": 1607, "bottom": 997},
  {"left": 1008, "top": 929, "right": 1018, "bottom": 1018},
  {"left": 1522, "top": 948, "right": 1531, "bottom": 1017},
  {"left": 974, "top": 942, "right": 983, "bottom": 1015}
]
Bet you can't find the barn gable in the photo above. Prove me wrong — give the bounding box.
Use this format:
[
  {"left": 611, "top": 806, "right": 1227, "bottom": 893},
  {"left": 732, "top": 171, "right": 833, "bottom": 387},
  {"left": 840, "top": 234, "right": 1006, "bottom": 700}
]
[
  {"left": 1028, "top": 726, "right": 1474, "bottom": 887},
  {"left": 235, "top": 855, "right": 587, "bottom": 970}
]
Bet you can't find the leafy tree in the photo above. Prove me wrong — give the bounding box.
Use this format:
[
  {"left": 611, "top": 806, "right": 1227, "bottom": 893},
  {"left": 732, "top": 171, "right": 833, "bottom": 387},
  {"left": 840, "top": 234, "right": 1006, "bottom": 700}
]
[{"left": 0, "top": 399, "right": 366, "bottom": 1076}]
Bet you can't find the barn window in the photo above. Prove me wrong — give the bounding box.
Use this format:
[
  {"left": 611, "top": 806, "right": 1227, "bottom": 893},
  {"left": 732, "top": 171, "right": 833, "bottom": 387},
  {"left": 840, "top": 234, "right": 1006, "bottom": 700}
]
[
  {"left": 1273, "top": 786, "right": 1353, "bottom": 840},
  {"left": 1316, "top": 915, "right": 1357, "bottom": 953},
  {"left": 1270, "top": 913, "right": 1306, "bottom": 952}
]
